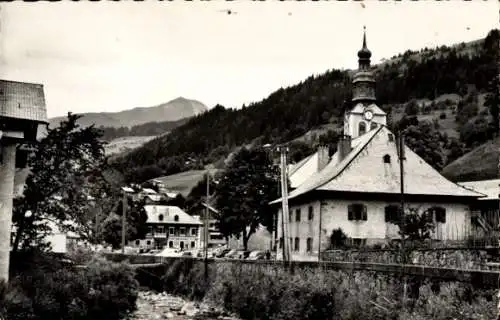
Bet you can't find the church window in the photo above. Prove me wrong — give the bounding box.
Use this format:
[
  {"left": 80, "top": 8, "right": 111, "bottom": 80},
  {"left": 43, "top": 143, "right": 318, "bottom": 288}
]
[
  {"left": 430, "top": 206, "right": 446, "bottom": 223},
  {"left": 358, "top": 122, "right": 367, "bottom": 136},
  {"left": 348, "top": 204, "right": 367, "bottom": 221},
  {"left": 384, "top": 205, "right": 401, "bottom": 223},
  {"left": 370, "top": 122, "right": 378, "bottom": 130},
  {"left": 383, "top": 154, "right": 391, "bottom": 164}
]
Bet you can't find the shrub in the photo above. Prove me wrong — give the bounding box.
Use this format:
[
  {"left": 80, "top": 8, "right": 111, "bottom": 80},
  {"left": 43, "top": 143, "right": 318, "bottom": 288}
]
[{"left": 0, "top": 255, "right": 138, "bottom": 320}]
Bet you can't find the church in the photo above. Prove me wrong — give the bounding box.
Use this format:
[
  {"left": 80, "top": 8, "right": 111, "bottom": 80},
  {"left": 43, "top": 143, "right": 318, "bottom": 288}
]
[{"left": 270, "top": 29, "right": 485, "bottom": 261}]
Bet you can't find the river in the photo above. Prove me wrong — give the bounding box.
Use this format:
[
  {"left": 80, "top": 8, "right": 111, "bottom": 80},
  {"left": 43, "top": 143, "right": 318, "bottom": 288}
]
[{"left": 130, "top": 291, "right": 239, "bottom": 320}]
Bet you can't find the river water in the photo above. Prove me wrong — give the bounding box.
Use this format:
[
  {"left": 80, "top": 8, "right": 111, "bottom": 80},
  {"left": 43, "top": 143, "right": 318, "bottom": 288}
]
[{"left": 130, "top": 291, "right": 239, "bottom": 320}]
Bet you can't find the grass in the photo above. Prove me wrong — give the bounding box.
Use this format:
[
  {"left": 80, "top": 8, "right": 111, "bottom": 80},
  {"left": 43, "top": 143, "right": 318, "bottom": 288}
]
[
  {"left": 442, "top": 136, "right": 500, "bottom": 182},
  {"left": 152, "top": 169, "right": 220, "bottom": 197}
]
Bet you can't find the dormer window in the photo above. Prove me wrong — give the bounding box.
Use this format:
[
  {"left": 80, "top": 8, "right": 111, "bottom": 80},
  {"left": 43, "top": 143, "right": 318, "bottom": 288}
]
[
  {"left": 383, "top": 154, "right": 391, "bottom": 164},
  {"left": 174, "top": 215, "right": 179, "bottom": 222},
  {"left": 158, "top": 214, "right": 164, "bottom": 222}
]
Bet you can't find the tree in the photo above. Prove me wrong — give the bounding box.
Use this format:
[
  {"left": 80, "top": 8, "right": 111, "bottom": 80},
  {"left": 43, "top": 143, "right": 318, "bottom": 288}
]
[
  {"left": 214, "top": 147, "right": 279, "bottom": 250},
  {"left": 12, "top": 113, "right": 106, "bottom": 252},
  {"left": 100, "top": 196, "right": 148, "bottom": 250},
  {"left": 396, "top": 118, "right": 447, "bottom": 171},
  {"left": 397, "top": 209, "right": 435, "bottom": 242}
]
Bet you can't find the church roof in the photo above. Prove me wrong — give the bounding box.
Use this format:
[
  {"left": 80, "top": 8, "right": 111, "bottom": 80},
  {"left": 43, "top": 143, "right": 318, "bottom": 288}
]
[
  {"left": 270, "top": 126, "right": 484, "bottom": 204},
  {"left": 0, "top": 79, "right": 48, "bottom": 123}
]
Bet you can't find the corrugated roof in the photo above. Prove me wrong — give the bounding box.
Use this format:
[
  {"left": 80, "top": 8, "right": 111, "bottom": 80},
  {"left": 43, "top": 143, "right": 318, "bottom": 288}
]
[
  {"left": 0, "top": 80, "right": 47, "bottom": 123},
  {"left": 271, "top": 126, "right": 484, "bottom": 204},
  {"left": 144, "top": 205, "right": 202, "bottom": 225},
  {"left": 459, "top": 179, "right": 500, "bottom": 200}
]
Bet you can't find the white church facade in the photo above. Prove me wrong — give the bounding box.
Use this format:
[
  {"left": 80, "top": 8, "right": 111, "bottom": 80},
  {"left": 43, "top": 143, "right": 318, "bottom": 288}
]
[{"left": 271, "top": 29, "right": 485, "bottom": 260}]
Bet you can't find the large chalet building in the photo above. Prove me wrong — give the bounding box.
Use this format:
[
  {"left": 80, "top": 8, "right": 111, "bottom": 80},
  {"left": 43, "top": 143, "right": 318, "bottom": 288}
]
[{"left": 271, "top": 29, "right": 486, "bottom": 260}]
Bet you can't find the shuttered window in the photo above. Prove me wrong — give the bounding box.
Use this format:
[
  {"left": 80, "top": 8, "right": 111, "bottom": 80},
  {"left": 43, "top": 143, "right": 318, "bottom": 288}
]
[{"left": 347, "top": 204, "right": 367, "bottom": 221}]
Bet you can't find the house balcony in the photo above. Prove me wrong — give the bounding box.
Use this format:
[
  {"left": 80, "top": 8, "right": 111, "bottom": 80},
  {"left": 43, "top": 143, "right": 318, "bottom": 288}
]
[{"left": 152, "top": 233, "right": 167, "bottom": 239}]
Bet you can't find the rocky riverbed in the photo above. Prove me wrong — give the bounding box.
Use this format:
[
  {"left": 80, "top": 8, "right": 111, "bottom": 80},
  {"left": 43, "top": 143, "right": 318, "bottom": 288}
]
[{"left": 130, "top": 291, "right": 239, "bottom": 320}]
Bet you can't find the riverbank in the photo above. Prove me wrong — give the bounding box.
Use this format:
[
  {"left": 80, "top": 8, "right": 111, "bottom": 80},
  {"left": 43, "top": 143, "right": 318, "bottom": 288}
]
[{"left": 131, "top": 291, "right": 239, "bottom": 320}]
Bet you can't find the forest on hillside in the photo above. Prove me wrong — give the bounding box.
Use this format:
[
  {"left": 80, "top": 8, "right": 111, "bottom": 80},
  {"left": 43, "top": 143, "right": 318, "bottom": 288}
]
[
  {"left": 99, "top": 117, "right": 190, "bottom": 141},
  {"left": 112, "top": 29, "right": 500, "bottom": 183}
]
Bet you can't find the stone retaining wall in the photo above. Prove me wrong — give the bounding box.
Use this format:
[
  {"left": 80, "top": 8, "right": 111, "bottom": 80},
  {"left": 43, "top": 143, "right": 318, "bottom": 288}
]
[{"left": 321, "top": 247, "right": 498, "bottom": 270}]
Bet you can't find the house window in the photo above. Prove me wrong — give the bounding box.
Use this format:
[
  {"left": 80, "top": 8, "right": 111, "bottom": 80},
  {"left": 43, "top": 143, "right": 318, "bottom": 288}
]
[
  {"left": 388, "top": 133, "right": 394, "bottom": 142},
  {"left": 169, "top": 227, "right": 175, "bottom": 235},
  {"left": 358, "top": 122, "right": 367, "bottom": 136},
  {"left": 306, "top": 238, "right": 312, "bottom": 252},
  {"left": 157, "top": 226, "right": 164, "bottom": 234},
  {"left": 385, "top": 205, "right": 401, "bottom": 224},
  {"left": 191, "top": 241, "right": 196, "bottom": 248},
  {"left": 383, "top": 154, "right": 391, "bottom": 164},
  {"left": 370, "top": 122, "right": 378, "bottom": 130},
  {"left": 191, "top": 228, "right": 197, "bottom": 236},
  {"left": 279, "top": 238, "right": 283, "bottom": 249},
  {"left": 135, "top": 240, "right": 140, "bottom": 246},
  {"left": 180, "top": 241, "right": 184, "bottom": 250},
  {"left": 146, "top": 240, "right": 151, "bottom": 245},
  {"left": 168, "top": 241, "right": 173, "bottom": 248},
  {"left": 148, "top": 226, "right": 153, "bottom": 234},
  {"left": 180, "top": 227, "right": 186, "bottom": 236},
  {"left": 430, "top": 206, "right": 446, "bottom": 223},
  {"left": 308, "top": 206, "right": 314, "bottom": 221},
  {"left": 347, "top": 204, "right": 367, "bottom": 221},
  {"left": 158, "top": 214, "right": 164, "bottom": 222},
  {"left": 174, "top": 215, "right": 179, "bottom": 222},
  {"left": 295, "top": 209, "right": 301, "bottom": 222},
  {"left": 289, "top": 211, "right": 293, "bottom": 222},
  {"left": 294, "top": 237, "right": 300, "bottom": 251}
]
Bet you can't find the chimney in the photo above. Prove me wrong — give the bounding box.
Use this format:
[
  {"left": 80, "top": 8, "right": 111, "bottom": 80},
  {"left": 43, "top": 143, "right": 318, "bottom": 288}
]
[
  {"left": 337, "top": 135, "right": 352, "bottom": 162},
  {"left": 317, "top": 145, "right": 330, "bottom": 172}
]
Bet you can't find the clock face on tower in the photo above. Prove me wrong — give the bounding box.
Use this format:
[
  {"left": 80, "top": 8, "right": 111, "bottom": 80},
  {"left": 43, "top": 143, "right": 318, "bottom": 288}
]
[{"left": 363, "top": 110, "right": 373, "bottom": 121}]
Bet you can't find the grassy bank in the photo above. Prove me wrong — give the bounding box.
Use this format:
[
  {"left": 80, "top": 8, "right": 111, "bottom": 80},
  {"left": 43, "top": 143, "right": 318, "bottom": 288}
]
[{"left": 141, "top": 259, "right": 497, "bottom": 320}]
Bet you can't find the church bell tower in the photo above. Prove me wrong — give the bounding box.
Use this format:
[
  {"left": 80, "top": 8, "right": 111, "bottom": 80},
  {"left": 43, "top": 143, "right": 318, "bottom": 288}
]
[{"left": 343, "top": 27, "right": 386, "bottom": 139}]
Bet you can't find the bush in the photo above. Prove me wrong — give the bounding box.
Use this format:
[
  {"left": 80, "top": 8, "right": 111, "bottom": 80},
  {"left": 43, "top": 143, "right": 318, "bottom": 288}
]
[
  {"left": 0, "top": 255, "right": 138, "bottom": 320},
  {"left": 156, "top": 258, "right": 497, "bottom": 320},
  {"left": 439, "top": 112, "right": 446, "bottom": 119}
]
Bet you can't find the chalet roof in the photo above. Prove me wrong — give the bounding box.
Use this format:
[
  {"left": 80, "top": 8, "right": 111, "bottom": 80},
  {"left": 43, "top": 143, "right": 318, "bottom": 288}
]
[
  {"left": 271, "top": 126, "right": 484, "bottom": 204},
  {"left": 458, "top": 179, "right": 500, "bottom": 201},
  {"left": 144, "top": 205, "right": 202, "bottom": 225},
  {"left": 0, "top": 80, "right": 47, "bottom": 123}
]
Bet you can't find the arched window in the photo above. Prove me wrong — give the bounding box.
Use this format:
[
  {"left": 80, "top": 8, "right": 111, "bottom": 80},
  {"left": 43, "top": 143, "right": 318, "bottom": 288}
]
[
  {"left": 370, "top": 122, "right": 378, "bottom": 130},
  {"left": 358, "top": 121, "right": 367, "bottom": 136},
  {"left": 383, "top": 154, "right": 391, "bottom": 164},
  {"left": 174, "top": 215, "right": 179, "bottom": 222},
  {"left": 158, "top": 214, "right": 164, "bottom": 222}
]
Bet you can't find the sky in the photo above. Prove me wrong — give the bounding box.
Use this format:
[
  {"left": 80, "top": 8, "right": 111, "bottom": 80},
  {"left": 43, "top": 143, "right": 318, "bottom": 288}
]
[{"left": 0, "top": 1, "right": 498, "bottom": 119}]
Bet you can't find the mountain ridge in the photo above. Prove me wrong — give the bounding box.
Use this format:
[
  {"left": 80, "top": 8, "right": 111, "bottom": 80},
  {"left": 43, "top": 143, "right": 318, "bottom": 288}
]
[{"left": 49, "top": 97, "right": 208, "bottom": 129}]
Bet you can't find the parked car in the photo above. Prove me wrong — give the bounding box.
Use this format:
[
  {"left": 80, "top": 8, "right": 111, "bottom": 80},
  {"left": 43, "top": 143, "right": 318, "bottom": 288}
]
[
  {"left": 247, "top": 251, "right": 266, "bottom": 260},
  {"left": 216, "top": 248, "right": 231, "bottom": 258}
]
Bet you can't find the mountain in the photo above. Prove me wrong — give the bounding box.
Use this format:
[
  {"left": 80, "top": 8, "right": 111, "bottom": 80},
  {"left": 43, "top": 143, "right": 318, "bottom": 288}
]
[
  {"left": 111, "top": 29, "right": 499, "bottom": 184},
  {"left": 49, "top": 97, "right": 208, "bottom": 129}
]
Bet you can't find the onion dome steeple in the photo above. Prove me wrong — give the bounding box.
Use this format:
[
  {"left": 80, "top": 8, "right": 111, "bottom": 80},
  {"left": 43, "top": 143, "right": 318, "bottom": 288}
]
[
  {"left": 352, "top": 26, "right": 376, "bottom": 104},
  {"left": 357, "top": 26, "right": 372, "bottom": 70}
]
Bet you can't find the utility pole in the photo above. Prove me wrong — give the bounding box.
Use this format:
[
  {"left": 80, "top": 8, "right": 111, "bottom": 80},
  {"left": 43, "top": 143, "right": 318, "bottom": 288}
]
[
  {"left": 398, "top": 131, "right": 407, "bottom": 310},
  {"left": 204, "top": 171, "right": 210, "bottom": 280},
  {"left": 121, "top": 190, "right": 127, "bottom": 254},
  {"left": 279, "top": 146, "right": 292, "bottom": 266}
]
